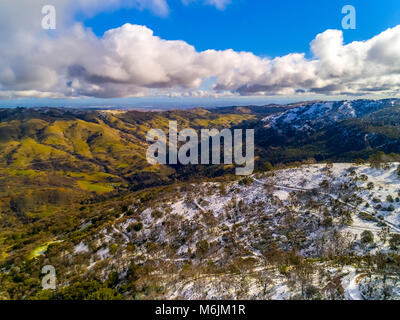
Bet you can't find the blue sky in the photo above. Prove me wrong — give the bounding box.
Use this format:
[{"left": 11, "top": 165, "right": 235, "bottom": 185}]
[
  {"left": 83, "top": 0, "right": 400, "bottom": 57},
  {"left": 1, "top": 0, "right": 400, "bottom": 108}
]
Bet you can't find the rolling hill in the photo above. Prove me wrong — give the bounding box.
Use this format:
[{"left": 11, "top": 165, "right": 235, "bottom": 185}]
[{"left": 1, "top": 99, "right": 400, "bottom": 300}]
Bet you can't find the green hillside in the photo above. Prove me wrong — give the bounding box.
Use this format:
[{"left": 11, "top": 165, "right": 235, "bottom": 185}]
[{"left": 0, "top": 107, "right": 256, "bottom": 262}]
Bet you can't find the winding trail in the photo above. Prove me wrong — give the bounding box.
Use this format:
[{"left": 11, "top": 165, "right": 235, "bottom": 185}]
[
  {"left": 253, "top": 178, "right": 400, "bottom": 234},
  {"left": 344, "top": 272, "right": 365, "bottom": 300}
]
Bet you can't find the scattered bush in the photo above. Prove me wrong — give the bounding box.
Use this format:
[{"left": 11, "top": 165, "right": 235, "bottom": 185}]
[
  {"left": 389, "top": 234, "right": 400, "bottom": 250},
  {"left": 387, "top": 195, "right": 394, "bottom": 203},
  {"left": 151, "top": 209, "right": 163, "bottom": 219},
  {"left": 261, "top": 161, "right": 273, "bottom": 172},
  {"left": 359, "top": 212, "right": 379, "bottom": 223},
  {"left": 239, "top": 177, "right": 254, "bottom": 186},
  {"left": 361, "top": 231, "right": 374, "bottom": 244},
  {"left": 127, "top": 222, "right": 143, "bottom": 232}
]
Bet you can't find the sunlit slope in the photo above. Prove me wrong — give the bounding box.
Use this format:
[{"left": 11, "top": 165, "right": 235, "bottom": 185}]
[{"left": 0, "top": 108, "right": 254, "bottom": 222}]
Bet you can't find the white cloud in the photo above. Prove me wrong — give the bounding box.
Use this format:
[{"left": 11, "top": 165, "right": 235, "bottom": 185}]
[
  {"left": 0, "top": 1, "right": 400, "bottom": 99},
  {"left": 204, "top": 0, "right": 231, "bottom": 10},
  {"left": 182, "top": 0, "right": 231, "bottom": 10}
]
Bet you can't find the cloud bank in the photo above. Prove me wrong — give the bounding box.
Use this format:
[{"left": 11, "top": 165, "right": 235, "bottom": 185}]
[{"left": 0, "top": 0, "right": 400, "bottom": 99}]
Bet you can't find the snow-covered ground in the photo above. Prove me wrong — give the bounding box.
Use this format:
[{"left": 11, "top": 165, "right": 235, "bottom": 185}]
[
  {"left": 69, "top": 162, "right": 400, "bottom": 300},
  {"left": 263, "top": 100, "right": 398, "bottom": 134}
]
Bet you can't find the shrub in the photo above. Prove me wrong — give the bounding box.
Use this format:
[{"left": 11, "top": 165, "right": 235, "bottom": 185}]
[
  {"left": 361, "top": 231, "right": 374, "bottom": 244},
  {"left": 319, "top": 180, "right": 330, "bottom": 189},
  {"left": 355, "top": 159, "right": 366, "bottom": 165},
  {"left": 389, "top": 234, "right": 400, "bottom": 250},
  {"left": 219, "top": 184, "right": 227, "bottom": 196},
  {"left": 127, "top": 222, "right": 143, "bottom": 232},
  {"left": 387, "top": 195, "right": 394, "bottom": 203},
  {"left": 133, "top": 222, "right": 143, "bottom": 231},
  {"left": 196, "top": 240, "right": 210, "bottom": 258},
  {"left": 305, "top": 285, "right": 322, "bottom": 300},
  {"left": 50, "top": 281, "right": 122, "bottom": 300},
  {"left": 261, "top": 161, "right": 273, "bottom": 172},
  {"left": 151, "top": 210, "right": 163, "bottom": 219},
  {"left": 359, "top": 212, "right": 378, "bottom": 223},
  {"left": 109, "top": 244, "right": 118, "bottom": 254},
  {"left": 239, "top": 177, "right": 254, "bottom": 186}
]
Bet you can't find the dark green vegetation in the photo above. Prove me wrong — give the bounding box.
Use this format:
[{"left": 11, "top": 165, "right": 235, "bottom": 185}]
[
  {"left": 0, "top": 107, "right": 264, "bottom": 262},
  {"left": 256, "top": 99, "right": 400, "bottom": 164},
  {"left": 1, "top": 99, "right": 400, "bottom": 300}
]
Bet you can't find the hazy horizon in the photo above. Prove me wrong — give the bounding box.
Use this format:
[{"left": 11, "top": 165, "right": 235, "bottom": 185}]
[{"left": 1, "top": 96, "right": 399, "bottom": 111}]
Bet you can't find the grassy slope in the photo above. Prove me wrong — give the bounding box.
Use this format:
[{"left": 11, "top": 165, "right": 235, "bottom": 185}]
[{"left": 0, "top": 107, "right": 255, "bottom": 265}]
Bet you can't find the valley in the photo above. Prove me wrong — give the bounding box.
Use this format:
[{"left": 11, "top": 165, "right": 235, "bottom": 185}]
[{"left": 1, "top": 99, "right": 400, "bottom": 300}]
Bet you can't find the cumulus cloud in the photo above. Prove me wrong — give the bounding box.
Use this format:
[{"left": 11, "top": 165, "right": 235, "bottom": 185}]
[{"left": 0, "top": 1, "right": 400, "bottom": 99}]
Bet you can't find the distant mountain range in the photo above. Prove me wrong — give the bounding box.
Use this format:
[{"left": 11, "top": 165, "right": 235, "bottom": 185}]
[
  {"left": 1, "top": 99, "right": 400, "bottom": 300},
  {"left": 255, "top": 99, "right": 400, "bottom": 163},
  {"left": 1, "top": 98, "right": 399, "bottom": 229}
]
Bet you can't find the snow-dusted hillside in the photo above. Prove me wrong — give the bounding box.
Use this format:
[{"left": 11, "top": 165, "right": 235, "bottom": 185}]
[
  {"left": 263, "top": 99, "right": 399, "bottom": 133},
  {"left": 60, "top": 162, "right": 400, "bottom": 300}
]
